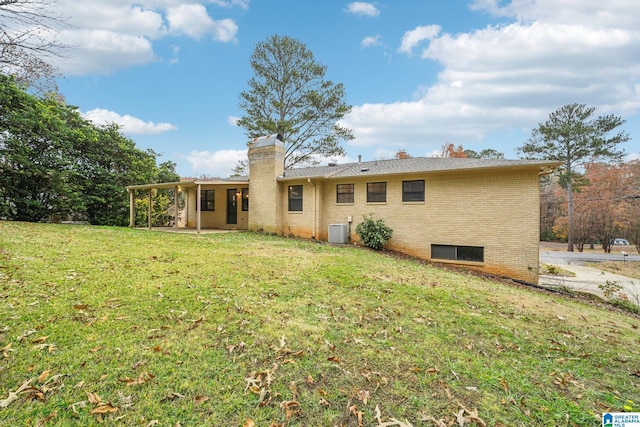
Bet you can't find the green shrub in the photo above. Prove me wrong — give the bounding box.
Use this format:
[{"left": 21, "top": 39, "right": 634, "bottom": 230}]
[{"left": 355, "top": 214, "right": 393, "bottom": 250}]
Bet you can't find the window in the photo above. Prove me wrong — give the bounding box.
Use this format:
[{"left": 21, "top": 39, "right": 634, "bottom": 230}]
[
  {"left": 200, "top": 190, "right": 214, "bottom": 211},
  {"left": 336, "top": 184, "right": 354, "bottom": 203},
  {"left": 288, "top": 185, "right": 303, "bottom": 211},
  {"left": 241, "top": 188, "right": 249, "bottom": 211},
  {"left": 402, "top": 180, "right": 425, "bottom": 202},
  {"left": 431, "top": 245, "right": 484, "bottom": 263},
  {"left": 367, "top": 182, "right": 386, "bottom": 203}
]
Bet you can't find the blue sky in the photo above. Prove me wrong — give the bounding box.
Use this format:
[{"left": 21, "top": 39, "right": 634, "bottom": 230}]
[{"left": 52, "top": 0, "right": 640, "bottom": 177}]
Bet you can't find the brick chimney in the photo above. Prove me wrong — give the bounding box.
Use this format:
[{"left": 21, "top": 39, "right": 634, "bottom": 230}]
[{"left": 247, "top": 134, "right": 285, "bottom": 234}]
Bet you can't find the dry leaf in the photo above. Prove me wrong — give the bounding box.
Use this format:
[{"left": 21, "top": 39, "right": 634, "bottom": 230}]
[
  {"left": 0, "top": 377, "right": 36, "bottom": 409},
  {"left": 36, "top": 410, "right": 57, "bottom": 426},
  {"left": 426, "top": 367, "right": 439, "bottom": 374},
  {"left": 17, "top": 330, "right": 36, "bottom": 342},
  {"left": 194, "top": 395, "right": 210, "bottom": 404},
  {"left": 328, "top": 356, "right": 341, "bottom": 363},
  {"left": 243, "top": 420, "right": 255, "bottom": 427},
  {"left": 2, "top": 342, "right": 13, "bottom": 358},
  {"left": 280, "top": 400, "right": 300, "bottom": 420},
  {"left": 38, "top": 370, "right": 52, "bottom": 383},
  {"left": 349, "top": 405, "right": 363, "bottom": 427},
  {"left": 119, "top": 372, "right": 155, "bottom": 386},
  {"left": 31, "top": 336, "right": 49, "bottom": 344},
  {"left": 319, "top": 398, "right": 330, "bottom": 408},
  {"left": 86, "top": 391, "right": 102, "bottom": 404},
  {"left": 499, "top": 378, "right": 509, "bottom": 393},
  {"left": 90, "top": 403, "right": 118, "bottom": 415}
]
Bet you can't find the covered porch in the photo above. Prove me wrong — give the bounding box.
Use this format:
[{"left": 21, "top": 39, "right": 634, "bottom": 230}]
[{"left": 126, "top": 178, "right": 250, "bottom": 234}]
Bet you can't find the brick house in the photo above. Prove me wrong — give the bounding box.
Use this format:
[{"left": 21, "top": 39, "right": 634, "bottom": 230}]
[{"left": 127, "top": 134, "right": 560, "bottom": 283}]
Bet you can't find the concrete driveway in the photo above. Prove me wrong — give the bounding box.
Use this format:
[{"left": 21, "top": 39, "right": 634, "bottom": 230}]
[{"left": 539, "top": 247, "right": 640, "bottom": 306}]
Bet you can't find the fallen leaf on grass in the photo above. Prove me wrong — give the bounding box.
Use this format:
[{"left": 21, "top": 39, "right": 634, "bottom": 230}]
[
  {"left": 499, "top": 378, "right": 509, "bottom": 393},
  {"left": 2, "top": 342, "right": 14, "bottom": 358},
  {"left": 161, "top": 392, "right": 185, "bottom": 402},
  {"left": 119, "top": 372, "right": 155, "bottom": 386},
  {"left": 86, "top": 392, "right": 102, "bottom": 404},
  {"left": 456, "top": 406, "right": 486, "bottom": 427},
  {"left": 17, "top": 330, "right": 37, "bottom": 342},
  {"left": 280, "top": 400, "right": 300, "bottom": 419},
  {"left": 38, "top": 370, "right": 51, "bottom": 383},
  {"left": 0, "top": 377, "right": 36, "bottom": 408},
  {"left": 194, "top": 395, "right": 210, "bottom": 405},
  {"left": 31, "top": 336, "right": 49, "bottom": 344},
  {"left": 356, "top": 389, "right": 370, "bottom": 405},
  {"left": 90, "top": 403, "right": 118, "bottom": 415},
  {"left": 375, "top": 405, "right": 415, "bottom": 426},
  {"left": 243, "top": 420, "right": 255, "bottom": 427},
  {"left": 349, "top": 405, "right": 364, "bottom": 427},
  {"left": 35, "top": 409, "right": 57, "bottom": 427},
  {"left": 89, "top": 346, "right": 104, "bottom": 353},
  {"left": 421, "top": 414, "right": 447, "bottom": 427},
  {"left": 68, "top": 401, "right": 87, "bottom": 414},
  {"left": 186, "top": 316, "right": 205, "bottom": 331}
]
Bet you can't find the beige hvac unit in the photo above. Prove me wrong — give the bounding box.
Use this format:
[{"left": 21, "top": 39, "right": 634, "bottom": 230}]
[{"left": 328, "top": 224, "right": 349, "bottom": 244}]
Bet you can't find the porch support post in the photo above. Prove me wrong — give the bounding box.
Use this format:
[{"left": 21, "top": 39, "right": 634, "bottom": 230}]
[
  {"left": 128, "top": 190, "right": 135, "bottom": 228},
  {"left": 147, "top": 189, "right": 152, "bottom": 229},
  {"left": 174, "top": 186, "right": 179, "bottom": 230},
  {"left": 196, "top": 184, "right": 201, "bottom": 234}
]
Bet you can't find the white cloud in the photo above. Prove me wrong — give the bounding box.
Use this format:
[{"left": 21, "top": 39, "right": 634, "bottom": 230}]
[
  {"left": 398, "top": 25, "right": 441, "bottom": 55},
  {"left": 58, "top": 29, "right": 157, "bottom": 75},
  {"left": 50, "top": 1, "right": 242, "bottom": 75},
  {"left": 344, "top": 1, "right": 640, "bottom": 155},
  {"left": 344, "top": 2, "right": 380, "bottom": 17},
  {"left": 227, "top": 115, "right": 241, "bottom": 126},
  {"left": 166, "top": 4, "right": 238, "bottom": 41},
  {"left": 83, "top": 108, "right": 177, "bottom": 135},
  {"left": 361, "top": 35, "right": 382, "bottom": 48},
  {"left": 186, "top": 149, "right": 247, "bottom": 176}
]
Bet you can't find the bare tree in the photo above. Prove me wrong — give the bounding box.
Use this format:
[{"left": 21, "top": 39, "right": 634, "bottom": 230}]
[{"left": 0, "top": 0, "right": 67, "bottom": 92}]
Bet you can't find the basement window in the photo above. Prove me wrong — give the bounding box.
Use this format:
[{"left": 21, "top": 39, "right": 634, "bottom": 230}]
[
  {"left": 288, "top": 185, "right": 303, "bottom": 212},
  {"left": 431, "top": 245, "right": 484, "bottom": 263}
]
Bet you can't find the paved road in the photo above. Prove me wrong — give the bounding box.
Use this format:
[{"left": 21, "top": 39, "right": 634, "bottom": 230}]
[
  {"left": 540, "top": 250, "right": 640, "bottom": 265},
  {"left": 539, "top": 249, "right": 640, "bottom": 306}
]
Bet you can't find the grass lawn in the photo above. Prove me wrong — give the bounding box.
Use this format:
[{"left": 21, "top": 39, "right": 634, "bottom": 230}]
[{"left": 1, "top": 222, "right": 639, "bottom": 426}]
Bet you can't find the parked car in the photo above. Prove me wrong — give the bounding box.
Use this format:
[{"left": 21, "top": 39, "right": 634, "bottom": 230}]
[{"left": 611, "top": 238, "right": 630, "bottom": 246}]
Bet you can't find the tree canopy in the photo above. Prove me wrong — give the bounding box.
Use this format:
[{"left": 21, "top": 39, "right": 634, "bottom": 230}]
[
  {"left": 0, "top": 74, "right": 177, "bottom": 225},
  {"left": 517, "top": 103, "right": 628, "bottom": 251},
  {"left": 238, "top": 35, "right": 353, "bottom": 169}
]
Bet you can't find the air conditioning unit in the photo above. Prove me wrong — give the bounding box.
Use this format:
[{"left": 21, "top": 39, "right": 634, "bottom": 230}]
[{"left": 328, "top": 224, "right": 349, "bottom": 244}]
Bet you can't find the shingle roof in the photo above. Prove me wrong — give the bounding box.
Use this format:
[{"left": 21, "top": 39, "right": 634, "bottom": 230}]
[{"left": 279, "top": 157, "right": 561, "bottom": 180}]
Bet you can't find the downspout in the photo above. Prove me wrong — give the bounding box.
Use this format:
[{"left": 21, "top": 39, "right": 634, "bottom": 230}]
[{"left": 308, "top": 178, "right": 316, "bottom": 239}]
